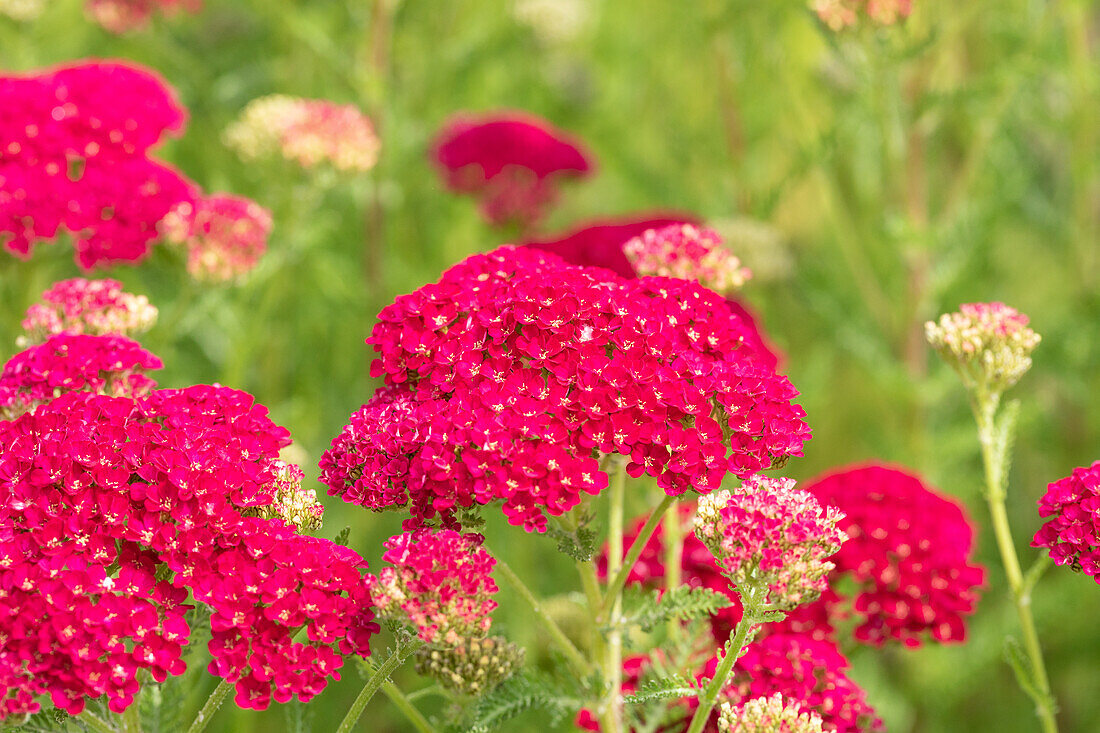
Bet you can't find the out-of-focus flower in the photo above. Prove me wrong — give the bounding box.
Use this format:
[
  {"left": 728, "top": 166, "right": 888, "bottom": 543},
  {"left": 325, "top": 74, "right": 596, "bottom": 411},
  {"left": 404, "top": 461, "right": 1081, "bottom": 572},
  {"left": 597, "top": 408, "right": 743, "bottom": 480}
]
[
  {"left": 162, "top": 193, "right": 272, "bottom": 281},
  {"left": 321, "top": 247, "right": 810, "bottom": 532},
  {"left": 718, "top": 694, "right": 825, "bottom": 733},
  {"left": 0, "top": 61, "right": 198, "bottom": 269},
  {"left": 513, "top": 0, "right": 590, "bottom": 44},
  {"left": 414, "top": 635, "right": 524, "bottom": 696},
  {"left": 926, "top": 302, "right": 1040, "bottom": 393},
  {"left": 20, "top": 278, "right": 157, "bottom": 346},
  {"left": 0, "top": 386, "right": 379, "bottom": 719},
  {"left": 624, "top": 224, "right": 752, "bottom": 296},
  {"left": 369, "top": 529, "right": 498, "bottom": 645},
  {"left": 225, "top": 95, "right": 380, "bottom": 173},
  {"left": 431, "top": 112, "right": 593, "bottom": 228},
  {"left": 240, "top": 461, "right": 323, "bottom": 533},
  {"left": 1034, "top": 461, "right": 1100, "bottom": 579},
  {"left": 813, "top": 0, "right": 911, "bottom": 31},
  {"left": 0, "top": 0, "right": 43, "bottom": 20},
  {"left": 85, "top": 0, "right": 201, "bottom": 34},
  {"left": 694, "top": 475, "right": 846, "bottom": 610},
  {"left": 0, "top": 333, "right": 161, "bottom": 421}
]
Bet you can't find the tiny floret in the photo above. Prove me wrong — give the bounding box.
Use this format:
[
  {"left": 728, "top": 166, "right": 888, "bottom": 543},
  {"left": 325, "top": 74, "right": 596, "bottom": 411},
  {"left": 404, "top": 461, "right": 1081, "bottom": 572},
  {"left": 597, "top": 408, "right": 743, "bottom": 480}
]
[
  {"left": 623, "top": 224, "right": 752, "bottom": 296},
  {"left": 926, "top": 302, "right": 1040, "bottom": 393},
  {"left": 718, "top": 693, "right": 825, "bottom": 733}
]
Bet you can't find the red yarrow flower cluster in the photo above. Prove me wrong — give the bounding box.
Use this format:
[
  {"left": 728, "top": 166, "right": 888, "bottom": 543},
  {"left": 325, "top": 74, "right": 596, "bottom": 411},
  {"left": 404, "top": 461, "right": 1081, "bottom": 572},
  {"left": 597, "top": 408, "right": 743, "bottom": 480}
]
[
  {"left": 432, "top": 112, "right": 593, "bottom": 228},
  {"left": 321, "top": 246, "right": 809, "bottom": 532},
  {"left": 1033, "top": 461, "right": 1100, "bottom": 579},
  {"left": 0, "top": 333, "right": 162, "bottom": 421},
  {"left": 162, "top": 193, "right": 272, "bottom": 281},
  {"left": 369, "top": 529, "right": 498, "bottom": 644},
  {"left": 624, "top": 224, "right": 752, "bottom": 296},
  {"left": 0, "top": 61, "right": 198, "bottom": 269},
  {"left": 85, "top": 0, "right": 202, "bottom": 34},
  {"left": 694, "top": 476, "right": 846, "bottom": 610},
  {"left": 793, "top": 464, "right": 986, "bottom": 646},
  {"left": 0, "top": 386, "right": 379, "bottom": 719},
  {"left": 20, "top": 278, "right": 157, "bottom": 345},
  {"left": 225, "top": 95, "right": 380, "bottom": 173}
]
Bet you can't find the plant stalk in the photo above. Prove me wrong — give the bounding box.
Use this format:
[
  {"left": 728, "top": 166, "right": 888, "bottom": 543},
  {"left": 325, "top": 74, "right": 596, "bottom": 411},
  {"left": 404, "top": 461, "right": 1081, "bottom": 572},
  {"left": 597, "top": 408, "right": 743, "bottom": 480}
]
[
  {"left": 185, "top": 678, "right": 234, "bottom": 733},
  {"left": 77, "top": 710, "right": 117, "bottom": 733},
  {"left": 335, "top": 640, "right": 423, "bottom": 733},
  {"left": 599, "top": 464, "right": 627, "bottom": 733}
]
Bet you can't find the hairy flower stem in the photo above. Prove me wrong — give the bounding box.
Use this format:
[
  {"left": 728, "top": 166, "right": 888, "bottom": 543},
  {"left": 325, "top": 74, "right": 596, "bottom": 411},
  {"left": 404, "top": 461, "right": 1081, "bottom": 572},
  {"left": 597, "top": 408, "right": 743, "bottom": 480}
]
[
  {"left": 336, "top": 639, "right": 424, "bottom": 733},
  {"left": 77, "top": 710, "right": 117, "bottom": 733},
  {"left": 494, "top": 556, "right": 593, "bottom": 677},
  {"left": 185, "top": 678, "right": 234, "bottom": 733},
  {"left": 663, "top": 498, "right": 684, "bottom": 642},
  {"left": 973, "top": 391, "right": 1059, "bottom": 733},
  {"left": 599, "top": 464, "right": 627, "bottom": 733},
  {"left": 685, "top": 584, "right": 767, "bottom": 733}
]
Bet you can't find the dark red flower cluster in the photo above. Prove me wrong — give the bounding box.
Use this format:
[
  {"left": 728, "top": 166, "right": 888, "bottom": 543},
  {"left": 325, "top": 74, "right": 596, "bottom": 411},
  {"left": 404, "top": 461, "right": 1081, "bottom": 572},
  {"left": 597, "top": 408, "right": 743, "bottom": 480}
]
[
  {"left": 0, "top": 61, "right": 197, "bottom": 269},
  {"left": 86, "top": 0, "right": 202, "bottom": 34},
  {"left": 1033, "top": 460, "right": 1100, "bottom": 579},
  {"left": 797, "top": 465, "right": 985, "bottom": 646},
  {"left": 0, "top": 333, "right": 162, "bottom": 420},
  {"left": 321, "top": 246, "right": 809, "bottom": 531},
  {"left": 432, "top": 112, "right": 593, "bottom": 227},
  {"left": 0, "top": 386, "right": 378, "bottom": 720}
]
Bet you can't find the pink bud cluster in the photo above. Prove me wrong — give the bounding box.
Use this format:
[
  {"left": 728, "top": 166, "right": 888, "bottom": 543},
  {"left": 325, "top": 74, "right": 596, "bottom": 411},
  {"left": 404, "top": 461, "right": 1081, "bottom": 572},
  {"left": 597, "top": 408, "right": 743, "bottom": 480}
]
[
  {"left": 623, "top": 225, "right": 751, "bottom": 296},
  {"left": 20, "top": 278, "right": 157, "bottom": 345},
  {"left": 0, "top": 386, "right": 379, "bottom": 719},
  {"left": 432, "top": 112, "right": 593, "bottom": 227},
  {"left": 926, "top": 301, "right": 1040, "bottom": 393},
  {"left": 0, "top": 333, "right": 162, "bottom": 421},
  {"left": 85, "top": 0, "right": 201, "bottom": 33},
  {"left": 1033, "top": 461, "right": 1100, "bottom": 579},
  {"left": 718, "top": 694, "right": 824, "bottom": 733},
  {"left": 240, "top": 461, "right": 324, "bottom": 533},
  {"left": 162, "top": 194, "right": 273, "bottom": 281},
  {"left": 0, "top": 61, "right": 196, "bottom": 269},
  {"left": 790, "top": 465, "right": 986, "bottom": 646},
  {"left": 225, "top": 95, "right": 380, "bottom": 173},
  {"left": 369, "top": 529, "right": 497, "bottom": 644},
  {"left": 694, "top": 476, "right": 846, "bottom": 610},
  {"left": 813, "top": 0, "right": 911, "bottom": 30},
  {"left": 321, "top": 246, "right": 809, "bottom": 532}
]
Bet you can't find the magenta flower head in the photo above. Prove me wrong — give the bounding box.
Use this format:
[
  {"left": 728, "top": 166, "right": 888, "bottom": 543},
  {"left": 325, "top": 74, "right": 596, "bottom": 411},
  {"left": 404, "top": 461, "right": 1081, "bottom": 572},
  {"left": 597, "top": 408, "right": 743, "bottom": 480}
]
[
  {"left": 0, "top": 61, "right": 199, "bottom": 269},
  {"left": 718, "top": 694, "right": 825, "bottom": 733},
  {"left": 20, "top": 278, "right": 157, "bottom": 346},
  {"left": 926, "top": 302, "right": 1040, "bottom": 394},
  {"left": 85, "top": 0, "right": 202, "bottom": 33},
  {"left": 431, "top": 111, "right": 593, "bottom": 228},
  {"left": 0, "top": 386, "right": 379, "bottom": 719},
  {"left": 321, "top": 246, "right": 810, "bottom": 532},
  {"left": 0, "top": 333, "right": 162, "bottom": 421},
  {"left": 225, "top": 95, "right": 380, "bottom": 173},
  {"left": 694, "top": 475, "right": 846, "bottom": 610},
  {"left": 795, "top": 464, "right": 986, "bottom": 646},
  {"left": 369, "top": 529, "right": 497, "bottom": 645},
  {"left": 1033, "top": 461, "right": 1100, "bottom": 579},
  {"left": 623, "top": 224, "right": 752, "bottom": 297},
  {"left": 162, "top": 193, "right": 272, "bottom": 281}
]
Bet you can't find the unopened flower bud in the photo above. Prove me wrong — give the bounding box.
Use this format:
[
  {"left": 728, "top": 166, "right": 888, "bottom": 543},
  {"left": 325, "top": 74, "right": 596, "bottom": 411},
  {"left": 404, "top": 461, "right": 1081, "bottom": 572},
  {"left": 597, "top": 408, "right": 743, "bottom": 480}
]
[
  {"left": 20, "top": 278, "right": 157, "bottom": 346},
  {"left": 243, "top": 461, "right": 323, "bottom": 533},
  {"left": 414, "top": 635, "right": 524, "bottom": 697},
  {"left": 624, "top": 224, "right": 752, "bottom": 296},
  {"left": 926, "top": 302, "right": 1040, "bottom": 394},
  {"left": 718, "top": 693, "right": 825, "bottom": 733}
]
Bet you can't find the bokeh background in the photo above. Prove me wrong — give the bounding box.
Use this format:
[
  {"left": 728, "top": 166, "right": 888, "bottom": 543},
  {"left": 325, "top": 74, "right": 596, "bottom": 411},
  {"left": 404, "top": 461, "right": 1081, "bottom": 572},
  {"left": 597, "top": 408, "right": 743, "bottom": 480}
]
[{"left": 2, "top": 0, "right": 1099, "bottom": 730}]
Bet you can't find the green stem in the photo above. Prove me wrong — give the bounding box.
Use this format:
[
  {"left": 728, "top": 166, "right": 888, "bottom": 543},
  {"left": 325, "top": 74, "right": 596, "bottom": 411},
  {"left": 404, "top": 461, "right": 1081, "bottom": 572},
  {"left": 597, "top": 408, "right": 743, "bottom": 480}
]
[
  {"left": 494, "top": 556, "right": 593, "bottom": 677},
  {"left": 185, "top": 678, "right": 234, "bottom": 733},
  {"left": 685, "top": 585, "right": 766, "bottom": 733},
  {"left": 77, "top": 710, "right": 117, "bottom": 733},
  {"left": 663, "top": 498, "right": 685, "bottom": 643},
  {"left": 973, "top": 393, "right": 1058, "bottom": 733},
  {"left": 120, "top": 703, "right": 142, "bottom": 733},
  {"left": 599, "top": 464, "right": 627, "bottom": 733},
  {"left": 378, "top": 676, "right": 434, "bottom": 733},
  {"left": 335, "top": 640, "right": 423, "bottom": 733},
  {"left": 600, "top": 493, "right": 678, "bottom": 620}
]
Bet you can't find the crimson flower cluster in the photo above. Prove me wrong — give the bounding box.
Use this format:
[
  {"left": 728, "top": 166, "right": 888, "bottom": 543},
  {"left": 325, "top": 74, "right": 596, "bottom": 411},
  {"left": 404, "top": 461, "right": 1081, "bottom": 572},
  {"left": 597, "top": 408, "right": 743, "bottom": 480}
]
[
  {"left": 0, "top": 386, "right": 379, "bottom": 719},
  {"left": 369, "top": 528, "right": 498, "bottom": 644},
  {"left": 1033, "top": 460, "right": 1100, "bottom": 579},
  {"left": 0, "top": 333, "right": 162, "bottom": 420},
  {"left": 85, "top": 0, "right": 201, "bottom": 33},
  {"left": 20, "top": 278, "right": 157, "bottom": 345},
  {"left": 321, "top": 246, "right": 809, "bottom": 531},
  {"left": 432, "top": 112, "right": 592, "bottom": 227},
  {"left": 162, "top": 193, "right": 273, "bottom": 281}
]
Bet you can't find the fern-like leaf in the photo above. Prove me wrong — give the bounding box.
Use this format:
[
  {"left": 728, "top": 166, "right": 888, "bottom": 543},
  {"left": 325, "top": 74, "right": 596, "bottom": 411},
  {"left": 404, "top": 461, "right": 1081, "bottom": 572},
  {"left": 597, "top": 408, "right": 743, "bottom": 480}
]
[{"left": 620, "top": 586, "right": 731, "bottom": 632}]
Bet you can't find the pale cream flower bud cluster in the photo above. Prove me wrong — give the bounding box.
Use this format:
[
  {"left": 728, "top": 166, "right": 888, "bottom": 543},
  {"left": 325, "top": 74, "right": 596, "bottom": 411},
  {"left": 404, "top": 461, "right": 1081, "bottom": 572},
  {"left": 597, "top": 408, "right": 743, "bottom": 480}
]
[
  {"left": 926, "top": 302, "right": 1041, "bottom": 393},
  {"left": 718, "top": 693, "right": 825, "bottom": 733},
  {"left": 414, "top": 635, "right": 525, "bottom": 697}
]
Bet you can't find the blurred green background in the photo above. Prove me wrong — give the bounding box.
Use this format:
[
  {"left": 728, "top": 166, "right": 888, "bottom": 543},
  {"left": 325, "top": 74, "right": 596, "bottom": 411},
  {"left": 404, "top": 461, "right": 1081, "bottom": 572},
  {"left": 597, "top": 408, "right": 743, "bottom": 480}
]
[{"left": 2, "top": 0, "right": 1099, "bottom": 730}]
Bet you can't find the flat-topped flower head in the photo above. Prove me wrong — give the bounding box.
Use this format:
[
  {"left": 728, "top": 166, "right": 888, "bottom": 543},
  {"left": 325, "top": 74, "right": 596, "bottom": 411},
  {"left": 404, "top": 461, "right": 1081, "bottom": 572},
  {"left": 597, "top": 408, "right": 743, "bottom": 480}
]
[
  {"left": 162, "top": 193, "right": 272, "bottom": 281},
  {"left": 926, "top": 302, "right": 1040, "bottom": 393},
  {"left": 718, "top": 694, "right": 825, "bottom": 733},
  {"left": 813, "top": 0, "right": 911, "bottom": 31},
  {"left": 20, "top": 278, "right": 158, "bottom": 346},
  {"left": 0, "top": 386, "right": 379, "bottom": 719},
  {"left": 414, "top": 634, "right": 524, "bottom": 696},
  {"left": 793, "top": 465, "right": 986, "bottom": 646},
  {"left": 0, "top": 61, "right": 198, "bottom": 269},
  {"left": 432, "top": 111, "right": 593, "bottom": 228},
  {"left": 0, "top": 333, "right": 161, "bottom": 420},
  {"left": 1033, "top": 461, "right": 1100, "bottom": 579},
  {"left": 321, "top": 246, "right": 809, "bottom": 532},
  {"left": 85, "top": 0, "right": 202, "bottom": 33},
  {"left": 694, "top": 475, "right": 846, "bottom": 610},
  {"left": 624, "top": 224, "right": 752, "bottom": 296},
  {"left": 241, "top": 460, "right": 324, "bottom": 533},
  {"left": 369, "top": 529, "right": 498, "bottom": 644},
  {"left": 225, "top": 95, "right": 380, "bottom": 173},
  {"left": 0, "top": 0, "right": 44, "bottom": 20}
]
